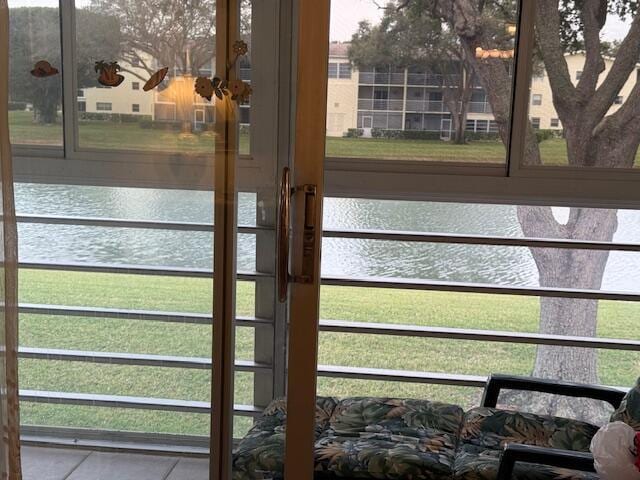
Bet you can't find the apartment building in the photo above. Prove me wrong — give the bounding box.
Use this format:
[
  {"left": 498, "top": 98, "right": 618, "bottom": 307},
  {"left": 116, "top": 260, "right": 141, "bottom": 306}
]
[
  {"left": 77, "top": 43, "right": 639, "bottom": 138},
  {"left": 79, "top": 55, "right": 251, "bottom": 127},
  {"left": 326, "top": 42, "right": 640, "bottom": 137}
]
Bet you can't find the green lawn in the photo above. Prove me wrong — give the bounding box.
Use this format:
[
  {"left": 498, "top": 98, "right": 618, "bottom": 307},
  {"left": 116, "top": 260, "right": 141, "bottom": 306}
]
[
  {"left": 11, "top": 111, "right": 640, "bottom": 165},
  {"left": 8, "top": 111, "right": 568, "bottom": 164},
  {"left": 18, "top": 269, "right": 640, "bottom": 438}
]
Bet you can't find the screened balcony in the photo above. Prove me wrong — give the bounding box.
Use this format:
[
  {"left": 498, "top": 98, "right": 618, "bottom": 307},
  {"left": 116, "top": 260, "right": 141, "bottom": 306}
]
[{"left": 7, "top": 0, "right": 640, "bottom": 478}]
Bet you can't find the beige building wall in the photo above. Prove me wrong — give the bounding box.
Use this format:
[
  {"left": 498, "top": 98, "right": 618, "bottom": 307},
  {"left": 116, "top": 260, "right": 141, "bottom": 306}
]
[
  {"left": 327, "top": 69, "right": 358, "bottom": 137},
  {"left": 80, "top": 57, "right": 156, "bottom": 118},
  {"left": 326, "top": 43, "right": 358, "bottom": 137},
  {"left": 530, "top": 53, "right": 639, "bottom": 130}
]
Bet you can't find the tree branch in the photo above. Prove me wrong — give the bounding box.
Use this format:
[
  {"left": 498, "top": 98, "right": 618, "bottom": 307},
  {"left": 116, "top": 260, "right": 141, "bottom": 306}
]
[
  {"left": 589, "top": 12, "right": 640, "bottom": 122},
  {"left": 536, "top": 0, "right": 578, "bottom": 116},
  {"left": 575, "top": 0, "right": 607, "bottom": 99}
]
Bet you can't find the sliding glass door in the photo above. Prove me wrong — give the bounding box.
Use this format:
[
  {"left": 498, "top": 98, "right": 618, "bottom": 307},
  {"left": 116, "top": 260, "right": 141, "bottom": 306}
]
[
  {"left": 219, "top": 0, "right": 330, "bottom": 479},
  {"left": 9, "top": 0, "right": 329, "bottom": 478}
]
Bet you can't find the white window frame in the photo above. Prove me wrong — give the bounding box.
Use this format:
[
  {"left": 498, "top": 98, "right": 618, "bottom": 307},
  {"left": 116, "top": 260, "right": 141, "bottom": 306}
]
[
  {"left": 338, "top": 63, "right": 352, "bottom": 79},
  {"left": 531, "top": 93, "right": 542, "bottom": 105},
  {"left": 12, "top": 0, "right": 277, "bottom": 191},
  {"left": 11, "top": 0, "right": 640, "bottom": 209},
  {"left": 328, "top": 62, "right": 338, "bottom": 78},
  {"left": 325, "top": 1, "right": 640, "bottom": 208}
]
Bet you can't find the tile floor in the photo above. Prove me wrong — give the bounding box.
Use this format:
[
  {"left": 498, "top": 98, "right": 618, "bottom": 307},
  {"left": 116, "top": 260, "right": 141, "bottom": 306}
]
[{"left": 22, "top": 446, "right": 209, "bottom": 480}]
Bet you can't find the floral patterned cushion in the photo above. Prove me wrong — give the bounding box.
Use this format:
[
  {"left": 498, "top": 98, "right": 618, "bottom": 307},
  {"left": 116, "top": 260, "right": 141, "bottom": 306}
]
[
  {"left": 453, "top": 444, "right": 599, "bottom": 480},
  {"left": 314, "top": 429, "right": 458, "bottom": 479},
  {"left": 313, "top": 398, "right": 463, "bottom": 479},
  {"left": 233, "top": 397, "right": 464, "bottom": 480},
  {"left": 329, "top": 398, "right": 465, "bottom": 437},
  {"left": 460, "top": 407, "right": 599, "bottom": 452},
  {"left": 232, "top": 397, "right": 338, "bottom": 480},
  {"left": 610, "top": 377, "right": 640, "bottom": 429}
]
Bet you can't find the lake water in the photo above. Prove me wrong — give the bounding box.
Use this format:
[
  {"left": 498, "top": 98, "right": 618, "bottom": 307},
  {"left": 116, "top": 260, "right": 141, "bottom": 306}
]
[{"left": 14, "top": 183, "right": 640, "bottom": 293}]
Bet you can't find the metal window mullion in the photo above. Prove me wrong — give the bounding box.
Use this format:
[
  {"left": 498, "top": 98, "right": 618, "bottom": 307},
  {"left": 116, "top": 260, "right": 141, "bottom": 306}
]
[
  {"left": 319, "top": 320, "right": 640, "bottom": 351},
  {"left": 59, "top": 0, "right": 78, "bottom": 156},
  {"left": 19, "top": 303, "right": 271, "bottom": 327},
  {"left": 20, "top": 390, "right": 262, "bottom": 417},
  {"left": 321, "top": 228, "right": 640, "bottom": 252},
  {"left": 321, "top": 275, "right": 640, "bottom": 302},
  {"left": 211, "top": 0, "right": 240, "bottom": 478},
  {"left": 507, "top": 0, "right": 536, "bottom": 176},
  {"left": 317, "top": 365, "right": 488, "bottom": 387},
  {"left": 272, "top": 0, "right": 296, "bottom": 401}
]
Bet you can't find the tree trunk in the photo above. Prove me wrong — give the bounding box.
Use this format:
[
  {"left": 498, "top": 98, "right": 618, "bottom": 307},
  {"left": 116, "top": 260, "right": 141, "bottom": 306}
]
[
  {"left": 32, "top": 80, "right": 60, "bottom": 125},
  {"left": 508, "top": 206, "right": 619, "bottom": 423}
]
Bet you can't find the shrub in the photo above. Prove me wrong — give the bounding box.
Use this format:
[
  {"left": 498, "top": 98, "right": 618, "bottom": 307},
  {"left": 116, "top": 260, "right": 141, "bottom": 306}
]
[
  {"left": 535, "top": 129, "right": 557, "bottom": 143},
  {"left": 344, "top": 128, "right": 364, "bottom": 138},
  {"left": 79, "top": 112, "right": 151, "bottom": 123},
  {"left": 369, "top": 129, "right": 442, "bottom": 141},
  {"left": 8, "top": 102, "right": 27, "bottom": 111},
  {"left": 465, "top": 131, "right": 502, "bottom": 142}
]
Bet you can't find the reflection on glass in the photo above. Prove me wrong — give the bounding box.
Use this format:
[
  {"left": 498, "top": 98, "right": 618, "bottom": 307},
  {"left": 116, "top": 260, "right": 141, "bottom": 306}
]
[
  {"left": 72, "top": 0, "right": 252, "bottom": 155},
  {"left": 8, "top": 0, "right": 63, "bottom": 146},
  {"left": 525, "top": 3, "right": 639, "bottom": 168},
  {"left": 326, "top": 0, "right": 518, "bottom": 163},
  {"left": 75, "top": 0, "right": 220, "bottom": 154}
]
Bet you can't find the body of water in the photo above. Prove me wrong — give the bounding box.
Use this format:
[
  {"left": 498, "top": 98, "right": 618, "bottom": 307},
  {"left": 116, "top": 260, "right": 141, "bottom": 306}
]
[{"left": 14, "top": 183, "right": 640, "bottom": 292}]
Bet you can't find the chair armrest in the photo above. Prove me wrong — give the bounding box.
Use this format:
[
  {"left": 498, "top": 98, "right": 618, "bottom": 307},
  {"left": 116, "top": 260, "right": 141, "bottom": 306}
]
[
  {"left": 496, "top": 444, "right": 595, "bottom": 480},
  {"left": 482, "top": 374, "right": 626, "bottom": 409}
]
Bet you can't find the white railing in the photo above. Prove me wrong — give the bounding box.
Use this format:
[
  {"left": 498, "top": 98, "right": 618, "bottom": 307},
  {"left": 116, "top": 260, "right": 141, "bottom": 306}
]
[
  {"left": 357, "top": 99, "right": 404, "bottom": 111},
  {"left": 16, "top": 214, "right": 640, "bottom": 452}
]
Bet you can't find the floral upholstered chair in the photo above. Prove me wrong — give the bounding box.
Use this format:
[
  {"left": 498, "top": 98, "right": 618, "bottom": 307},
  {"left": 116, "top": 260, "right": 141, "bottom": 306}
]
[{"left": 462, "top": 374, "right": 631, "bottom": 480}]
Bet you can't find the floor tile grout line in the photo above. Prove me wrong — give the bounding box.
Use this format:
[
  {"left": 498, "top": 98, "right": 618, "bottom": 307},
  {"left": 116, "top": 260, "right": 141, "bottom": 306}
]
[
  {"left": 161, "top": 457, "right": 182, "bottom": 480},
  {"left": 62, "top": 451, "right": 95, "bottom": 480}
]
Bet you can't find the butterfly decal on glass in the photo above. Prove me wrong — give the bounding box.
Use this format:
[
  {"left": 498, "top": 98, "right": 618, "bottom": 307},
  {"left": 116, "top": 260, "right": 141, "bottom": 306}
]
[
  {"left": 195, "top": 40, "right": 252, "bottom": 103},
  {"left": 195, "top": 77, "right": 228, "bottom": 101}
]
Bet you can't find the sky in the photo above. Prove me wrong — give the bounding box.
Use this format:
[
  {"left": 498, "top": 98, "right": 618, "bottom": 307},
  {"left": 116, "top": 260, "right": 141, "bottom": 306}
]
[
  {"left": 7, "top": 0, "right": 632, "bottom": 43},
  {"left": 330, "top": 0, "right": 383, "bottom": 41}
]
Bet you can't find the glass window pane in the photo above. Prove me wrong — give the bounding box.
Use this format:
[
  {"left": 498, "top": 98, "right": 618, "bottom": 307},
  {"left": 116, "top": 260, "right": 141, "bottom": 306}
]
[
  {"left": 327, "top": 1, "right": 518, "bottom": 163},
  {"left": 8, "top": 1, "right": 63, "bottom": 147},
  {"left": 328, "top": 62, "right": 338, "bottom": 78},
  {"left": 338, "top": 63, "right": 352, "bottom": 79},
  {"left": 75, "top": 0, "right": 223, "bottom": 155},
  {"left": 320, "top": 197, "right": 640, "bottom": 425},
  {"left": 523, "top": 3, "right": 639, "bottom": 168}
]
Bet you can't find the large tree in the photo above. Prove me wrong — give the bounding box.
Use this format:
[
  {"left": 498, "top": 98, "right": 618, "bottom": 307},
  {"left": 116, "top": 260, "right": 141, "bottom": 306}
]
[
  {"left": 367, "top": 0, "right": 640, "bottom": 422},
  {"left": 9, "top": 7, "right": 120, "bottom": 124},
  {"left": 87, "top": 0, "right": 217, "bottom": 81}
]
